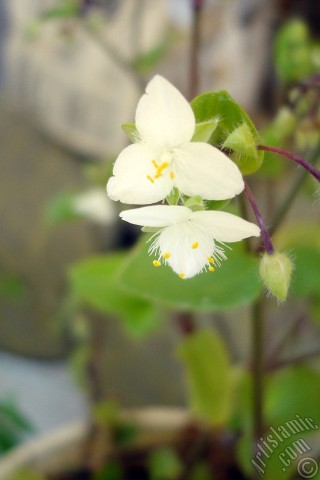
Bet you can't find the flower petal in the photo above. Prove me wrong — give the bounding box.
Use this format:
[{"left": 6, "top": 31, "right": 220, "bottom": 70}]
[
  {"left": 120, "top": 205, "right": 191, "bottom": 227},
  {"left": 173, "top": 142, "right": 244, "bottom": 200},
  {"left": 135, "top": 75, "right": 195, "bottom": 148},
  {"left": 151, "top": 222, "right": 214, "bottom": 278},
  {"left": 107, "top": 143, "right": 172, "bottom": 204},
  {"left": 191, "top": 210, "right": 260, "bottom": 242}
]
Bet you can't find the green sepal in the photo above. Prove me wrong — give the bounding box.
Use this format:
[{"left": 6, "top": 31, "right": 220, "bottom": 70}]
[
  {"left": 184, "top": 195, "right": 205, "bottom": 211},
  {"left": 205, "top": 199, "right": 230, "bottom": 211},
  {"left": 191, "top": 119, "right": 220, "bottom": 142},
  {"left": 141, "top": 226, "right": 160, "bottom": 233},
  {"left": 222, "top": 123, "right": 261, "bottom": 175},
  {"left": 166, "top": 187, "right": 180, "bottom": 205},
  {"left": 121, "top": 123, "right": 140, "bottom": 143}
]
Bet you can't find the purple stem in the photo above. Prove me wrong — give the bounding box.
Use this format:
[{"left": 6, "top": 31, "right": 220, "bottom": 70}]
[
  {"left": 192, "top": 0, "right": 205, "bottom": 10},
  {"left": 258, "top": 145, "right": 320, "bottom": 182},
  {"left": 244, "top": 183, "right": 275, "bottom": 255},
  {"left": 189, "top": 0, "right": 204, "bottom": 99}
]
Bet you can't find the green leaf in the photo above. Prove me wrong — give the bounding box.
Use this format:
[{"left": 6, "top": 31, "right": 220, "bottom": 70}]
[
  {"left": 121, "top": 123, "right": 140, "bottom": 143},
  {"left": 0, "top": 273, "right": 26, "bottom": 300},
  {"left": 148, "top": 447, "right": 183, "bottom": 480},
  {"left": 192, "top": 119, "right": 219, "bottom": 142},
  {"left": 118, "top": 240, "right": 261, "bottom": 312},
  {"left": 69, "top": 252, "right": 160, "bottom": 338},
  {"left": 0, "top": 397, "right": 33, "bottom": 453},
  {"left": 0, "top": 397, "right": 33, "bottom": 433},
  {"left": 290, "top": 246, "right": 320, "bottom": 298},
  {"left": 191, "top": 90, "right": 263, "bottom": 174},
  {"left": 235, "top": 367, "right": 320, "bottom": 480},
  {"left": 177, "top": 330, "right": 232, "bottom": 425},
  {"left": 266, "top": 365, "right": 320, "bottom": 425},
  {"left": 93, "top": 460, "right": 123, "bottom": 480},
  {"left": 274, "top": 222, "right": 320, "bottom": 251},
  {"left": 262, "top": 365, "right": 320, "bottom": 479},
  {"left": 237, "top": 430, "right": 299, "bottom": 480}
]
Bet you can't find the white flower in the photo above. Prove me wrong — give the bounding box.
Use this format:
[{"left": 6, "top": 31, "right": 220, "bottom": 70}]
[
  {"left": 73, "top": 188, "right": 116, "bottom": 225},
  {"left": 120, "top": 205, "right": 260, "bottom": 278},
  {"left": 107, "top": 75, "right": 244, "bottom": 205}
]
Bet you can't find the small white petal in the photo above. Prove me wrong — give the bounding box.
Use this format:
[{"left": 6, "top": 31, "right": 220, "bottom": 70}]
[
  {"left": 151, "top": 222, "right": 214, "bottom": 278},
  {"left": 107, "top": 143, "right": 172, "bottom": 204},
  {"left": 191, "top": 210, "right": 260, "bottom": 242},
  {"left": 135, "top": 75, "right": 195, "bottom": 148},
  {"left": 173, "top": 142, "right": 244, "bottom": 200},
  {"left": 120, "top": 205, "right": 191, "bottom": 227}
]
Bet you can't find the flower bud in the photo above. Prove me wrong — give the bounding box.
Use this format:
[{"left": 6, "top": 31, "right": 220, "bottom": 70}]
[
  {"left": 222, "top": 123, "right": 262, "bottom": 175},
  {"left": 223, "top": 123, "right": 258, "bottom": 160},
  {"left": 259, "top": 251, "right": 293, "bottom": 301}
]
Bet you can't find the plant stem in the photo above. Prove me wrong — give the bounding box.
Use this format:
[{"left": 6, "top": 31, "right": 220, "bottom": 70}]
[
  {"left": 269, "top": 144, "right": 320, "bottom": 236},
  {"left": 175, "top": 312, "right": 196, "bottom": 335},
  {"left": 189, "top": 0, "right": 204, "bottom": 99},
  {"left": 258, "top": 144, "right": 320, "bottom": 182},
  {"left": 251, "top": 298, "right": 265, "bottom": 464},
  {"left": 244, "top": 182, "right": 275, "bottom": 255}
]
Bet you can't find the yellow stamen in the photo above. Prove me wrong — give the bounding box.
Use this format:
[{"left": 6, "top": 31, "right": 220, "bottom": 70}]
[
  {"left": 153, "top": 260, "right": 161, "bottom": 267},
  {"left": 208, "top": 257, "right": 215, "bottom": 264},
  {"left": 163, "top": 252, "right": 171, "bottom": 259},
  {"left": 192, "top": 242, "right": 199, "bottom": 249},
  {"left": 154, "top": 162, "right": 169, "bottom": 179},
  {"left": 146, "top": 175, "right": 154, "bottom": 184},
  {"left": 209, "top": 266, "right": 215, "bottom": 272},
  {"left": 170, "top": 171, "right": 175, "bottom": 179},
  {"left": 178, "top": 273, "right": 186, "bottom": 278},
  {"left": 152, "top": 159, "right": 159, "bottom": 169}
]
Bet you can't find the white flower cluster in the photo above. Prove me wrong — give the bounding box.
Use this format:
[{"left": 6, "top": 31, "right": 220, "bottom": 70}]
[{"left": 107, "top": 76, "right": 260, "bottom": 278}]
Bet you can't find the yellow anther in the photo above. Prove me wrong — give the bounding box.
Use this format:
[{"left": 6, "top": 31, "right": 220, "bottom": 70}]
[
  {"left": 153, "top": 260, "right": 161, "bottom": 267},
  {"left": 209, "top": 266, "right": 215, "bottom": 272},
  {"left": 192, "top": 242, "right": 199, "bottom": 249},
  {"left": 146, "top": 175, "right": 154, "bottom": 184},
  {"left": 152, "top": 159, "right": 159, "bottom": 169},
  {"left": 208, "top": 257, "right": 215, "bottom": 264},
  {"left": 179, "top": 273, "right": 186, "bottom": 278},
  {"left": 154, "top": 162, "right": 169, "bottom": 179},
  {"left": 163, "top": 252, "right": 171, "bottom": 259},
  {"left": 170, "top": 171, "right": 175, "bottom": 179}
]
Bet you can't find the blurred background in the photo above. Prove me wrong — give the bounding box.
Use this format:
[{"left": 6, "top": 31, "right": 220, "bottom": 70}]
[{"left": 0, "top": 0, "right": 320, "bottom": 458}]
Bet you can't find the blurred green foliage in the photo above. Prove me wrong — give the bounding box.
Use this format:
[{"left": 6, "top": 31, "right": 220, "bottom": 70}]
[
  {"left": 274, "top": 18, "right": 320, "bottom": 84},
  {"left": 0, "top": 397, "right": 33, "bottom": 454}
]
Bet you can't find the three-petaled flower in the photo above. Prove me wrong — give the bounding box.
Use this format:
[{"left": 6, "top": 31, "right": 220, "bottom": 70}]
[
  {"left": 107, "top": 75, "right": 244, "bottom": 205},
  {"left": 120, "top": 205, "right": 260, "bottom": 278}
]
